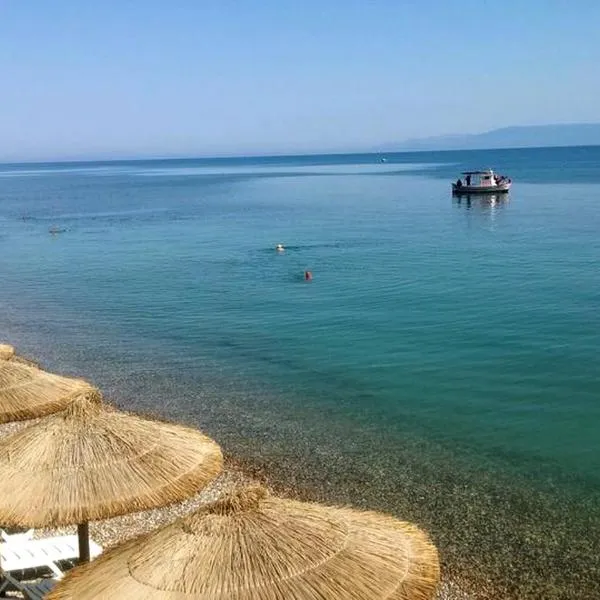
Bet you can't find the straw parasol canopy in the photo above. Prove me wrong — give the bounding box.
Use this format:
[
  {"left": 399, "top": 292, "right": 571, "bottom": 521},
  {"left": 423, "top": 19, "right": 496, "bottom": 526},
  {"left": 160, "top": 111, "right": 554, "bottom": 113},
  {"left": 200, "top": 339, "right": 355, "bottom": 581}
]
[
  {"left": 0, "top": 344, "right": 16, "bottom": 361},
  {"left": 48, "top": 486, "right": 440, "bottom": 600},
  {"left": 0, "top": 343, "right": 39, "bottom": 367},
  {"left": 0, "top": 344, "right": 91, "bottom": 423},
  {"left": 0, "top": 387, "right": 223, "bottom": 560}
]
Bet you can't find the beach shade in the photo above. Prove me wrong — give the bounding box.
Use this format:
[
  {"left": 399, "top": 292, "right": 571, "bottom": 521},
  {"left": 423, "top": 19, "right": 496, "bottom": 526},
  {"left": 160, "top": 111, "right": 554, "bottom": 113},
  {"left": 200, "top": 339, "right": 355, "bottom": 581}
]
[
  {"left": 0, "top": 345, "right": 16, "bottom": 361},
  {"left": 47, "top": 486, "right": 440, "bottom": 600},
  {"left": 0, "top": 343, "right": 40, "bottom": 367},
  {"left": 0, "top": 387, "right": 223, "bottom": 563},
  {"left": 0, "top": 344, "right": 91, "bottom": 423}
]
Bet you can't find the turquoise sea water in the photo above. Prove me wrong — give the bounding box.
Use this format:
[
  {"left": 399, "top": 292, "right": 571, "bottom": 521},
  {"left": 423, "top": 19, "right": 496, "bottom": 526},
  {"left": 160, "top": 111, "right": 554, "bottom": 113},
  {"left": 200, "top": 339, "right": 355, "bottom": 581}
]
[{"left": 1, "top": 147, "right": 600, "bottom": 598}]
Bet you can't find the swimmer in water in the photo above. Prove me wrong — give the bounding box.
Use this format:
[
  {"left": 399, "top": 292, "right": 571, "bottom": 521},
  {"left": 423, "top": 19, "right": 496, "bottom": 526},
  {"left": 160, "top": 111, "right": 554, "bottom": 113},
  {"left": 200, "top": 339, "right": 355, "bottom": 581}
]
[
  {"left": 276, "top": 244, "right": 285, "bottom": 252},
  {"left": 304, "top": 270, "right": 312, "bottom": 281}
]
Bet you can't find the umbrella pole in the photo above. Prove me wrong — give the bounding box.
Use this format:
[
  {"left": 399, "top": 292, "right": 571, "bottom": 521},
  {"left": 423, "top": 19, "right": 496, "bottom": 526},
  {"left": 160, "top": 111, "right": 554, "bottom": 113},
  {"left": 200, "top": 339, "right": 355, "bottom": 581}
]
[{"left": 77, "top": 522, "right": 90, "bottom": 563}]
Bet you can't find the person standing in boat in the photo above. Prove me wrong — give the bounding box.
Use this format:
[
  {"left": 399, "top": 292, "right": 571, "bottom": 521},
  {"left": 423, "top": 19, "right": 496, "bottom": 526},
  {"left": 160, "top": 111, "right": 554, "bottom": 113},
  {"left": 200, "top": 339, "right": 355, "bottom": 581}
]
[{"left": 465, "top": 174, "right": 472, "bottom": 186}]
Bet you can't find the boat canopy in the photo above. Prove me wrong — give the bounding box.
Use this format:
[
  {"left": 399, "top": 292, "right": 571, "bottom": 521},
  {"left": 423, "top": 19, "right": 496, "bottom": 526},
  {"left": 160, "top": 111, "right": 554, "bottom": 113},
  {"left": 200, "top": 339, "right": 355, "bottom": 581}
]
[{"left": 461, "top": 170, "right": 493, "bottom": 175}]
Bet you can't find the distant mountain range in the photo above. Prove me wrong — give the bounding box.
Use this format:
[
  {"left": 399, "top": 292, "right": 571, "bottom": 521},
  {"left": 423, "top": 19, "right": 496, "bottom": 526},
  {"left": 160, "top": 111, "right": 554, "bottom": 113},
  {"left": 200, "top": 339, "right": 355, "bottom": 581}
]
[{"left": 381, "top": 124, "right": 600, "bottom": 152}]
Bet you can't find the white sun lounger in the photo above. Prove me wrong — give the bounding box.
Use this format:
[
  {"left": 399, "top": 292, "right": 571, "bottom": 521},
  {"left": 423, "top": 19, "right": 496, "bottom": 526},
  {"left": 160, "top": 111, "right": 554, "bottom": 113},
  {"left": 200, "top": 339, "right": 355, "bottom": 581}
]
[
  {"left": 21, "top": 577, "right": 57, "bottom": 600},
  {"left": 0, "top": 534, "right": 102, "bottom": 596},
  {"left": 0, "top": 529, "right": 34, "bottom": 543}
]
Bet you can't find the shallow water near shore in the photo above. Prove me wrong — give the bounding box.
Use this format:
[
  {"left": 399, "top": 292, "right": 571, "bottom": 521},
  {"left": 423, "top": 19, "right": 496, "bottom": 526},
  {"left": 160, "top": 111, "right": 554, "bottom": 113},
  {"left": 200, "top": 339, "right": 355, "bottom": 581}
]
[{"left": 1, "top": 147, "right": 600, "bottom": 598}]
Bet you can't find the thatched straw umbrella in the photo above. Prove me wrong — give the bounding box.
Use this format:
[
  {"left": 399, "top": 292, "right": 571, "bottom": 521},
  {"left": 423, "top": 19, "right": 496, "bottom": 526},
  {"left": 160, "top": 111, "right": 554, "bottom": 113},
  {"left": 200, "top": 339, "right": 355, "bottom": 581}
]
[
  {"left": 0, "top": 343, "right": 39, "bottom": 367},
  {"left": 0, "top": 388, "right": 223, "bottom": 563},
  {"left": 0, "top": 344, "right": 90, "bottom": 423},
  {"left": 47, "top": 486, "right": 440, "bottom": 600},
  {"left": 0, "top": 344, "right": 16, "bottom": 361}
]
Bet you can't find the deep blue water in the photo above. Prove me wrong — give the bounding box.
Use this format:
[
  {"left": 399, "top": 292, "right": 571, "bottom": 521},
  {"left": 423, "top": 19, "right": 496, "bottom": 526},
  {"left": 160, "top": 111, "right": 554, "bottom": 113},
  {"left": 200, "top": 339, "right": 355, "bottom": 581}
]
[{"left": 1, "top": 146, "right": 600, "bottom": 598}]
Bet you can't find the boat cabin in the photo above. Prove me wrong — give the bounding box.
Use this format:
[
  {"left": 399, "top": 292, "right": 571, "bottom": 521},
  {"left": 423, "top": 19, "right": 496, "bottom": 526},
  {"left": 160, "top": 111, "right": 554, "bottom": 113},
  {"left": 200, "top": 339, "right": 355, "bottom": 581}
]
[
  {"left": 462, "top": 170, "right": 498, "bottom": 188},
  {"left": 452, "top": 169, "right": 511, "bottom": 194}
]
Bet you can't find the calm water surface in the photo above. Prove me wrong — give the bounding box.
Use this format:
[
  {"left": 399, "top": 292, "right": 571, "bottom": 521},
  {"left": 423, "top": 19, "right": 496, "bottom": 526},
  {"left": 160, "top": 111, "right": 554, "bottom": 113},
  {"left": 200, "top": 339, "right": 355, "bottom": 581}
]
[{"left": 1, "top": 147, "right": 600, "bottom": 598}]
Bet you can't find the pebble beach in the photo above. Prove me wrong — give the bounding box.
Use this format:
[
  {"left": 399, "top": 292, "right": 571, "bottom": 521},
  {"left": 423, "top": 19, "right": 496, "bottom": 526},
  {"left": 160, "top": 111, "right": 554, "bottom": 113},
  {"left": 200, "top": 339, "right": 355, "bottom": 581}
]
[{"left": 0, "top": 418, "right": 469, "bottom": 600}]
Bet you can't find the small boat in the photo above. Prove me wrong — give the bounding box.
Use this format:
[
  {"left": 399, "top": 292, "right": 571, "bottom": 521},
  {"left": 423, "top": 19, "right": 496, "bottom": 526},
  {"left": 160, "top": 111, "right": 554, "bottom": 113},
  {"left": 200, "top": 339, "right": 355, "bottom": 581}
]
[{"left": 452, "top": 170, "right": 511, "bottom": 195}]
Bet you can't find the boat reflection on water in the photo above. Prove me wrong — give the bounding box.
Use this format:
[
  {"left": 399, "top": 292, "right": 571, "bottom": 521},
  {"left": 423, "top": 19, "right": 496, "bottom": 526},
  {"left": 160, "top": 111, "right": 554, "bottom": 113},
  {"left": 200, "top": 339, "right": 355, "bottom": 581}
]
[
  {"left": 452, "top": 193, "right": 509, "bottom": 210},
  {"left": 452, "top": 193, "right": 510, "bottom": 229}
]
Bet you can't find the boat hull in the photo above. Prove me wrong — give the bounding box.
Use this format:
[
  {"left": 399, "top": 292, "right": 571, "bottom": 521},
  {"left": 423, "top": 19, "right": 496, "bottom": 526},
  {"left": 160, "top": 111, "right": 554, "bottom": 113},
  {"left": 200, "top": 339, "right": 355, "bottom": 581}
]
[{"left": 452, "top": 182, "right": 511, "bottom": 195}]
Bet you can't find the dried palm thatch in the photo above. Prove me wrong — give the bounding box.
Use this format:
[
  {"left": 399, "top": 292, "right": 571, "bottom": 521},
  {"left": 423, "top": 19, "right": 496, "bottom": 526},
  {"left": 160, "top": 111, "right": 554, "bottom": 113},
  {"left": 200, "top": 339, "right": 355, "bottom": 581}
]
[
  {"left": 0, "top": 387, "right": 223, "bottom": 527},
  {"left": 0, "top": 344, "right": 15, "bottom": 360},
  {"left": 48, "top": 485, "right": 440, "bottom": 600},
  {"left": 0, "top": 343, "right": 39, "bottom": 367},
  {"left": 0, "top": 344, "right": 90, "bottom": 423},
  {"left": 0, "top": 344, "right": 39, "bottom": 368}
]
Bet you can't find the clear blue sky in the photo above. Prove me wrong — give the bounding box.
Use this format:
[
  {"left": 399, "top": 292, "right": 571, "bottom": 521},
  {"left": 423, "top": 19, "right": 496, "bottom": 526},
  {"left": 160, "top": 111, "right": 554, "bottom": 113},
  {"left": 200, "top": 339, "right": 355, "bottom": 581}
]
[{"left": 2, "top": 0, "right": 599, "bottom": 160}]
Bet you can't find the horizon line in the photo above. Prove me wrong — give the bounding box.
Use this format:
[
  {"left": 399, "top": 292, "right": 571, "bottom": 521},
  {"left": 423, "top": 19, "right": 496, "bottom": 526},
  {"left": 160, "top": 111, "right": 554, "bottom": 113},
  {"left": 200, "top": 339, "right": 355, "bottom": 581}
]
[{"left": 1, "top": 142, "right": 600, "bottom": 167}]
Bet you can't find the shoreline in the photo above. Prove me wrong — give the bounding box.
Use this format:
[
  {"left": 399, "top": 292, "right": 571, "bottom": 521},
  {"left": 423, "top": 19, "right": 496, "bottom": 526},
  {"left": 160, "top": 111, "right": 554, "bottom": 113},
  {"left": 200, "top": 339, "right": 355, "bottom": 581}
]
[
  {"left": 224, "top": 453, "right": 478, "bottom": 600},
  {"left": 0, "top": 419, "right": 469, "bottom": 600},
  {"left": 2, "top": 339, "right": 599, "bottom": 599}
]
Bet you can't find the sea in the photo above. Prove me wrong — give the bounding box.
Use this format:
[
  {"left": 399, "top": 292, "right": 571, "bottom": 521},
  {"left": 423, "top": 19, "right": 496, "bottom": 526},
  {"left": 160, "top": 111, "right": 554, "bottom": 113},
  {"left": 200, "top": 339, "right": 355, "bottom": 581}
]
[{"left": 1, "top": 146, "right": 599, "bottom": 599}]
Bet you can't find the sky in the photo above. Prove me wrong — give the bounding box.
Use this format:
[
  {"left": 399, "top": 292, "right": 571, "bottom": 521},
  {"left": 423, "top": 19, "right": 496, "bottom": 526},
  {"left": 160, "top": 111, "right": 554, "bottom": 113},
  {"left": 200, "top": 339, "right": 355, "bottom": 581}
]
[{"left": 1, "top": 0, "right": 600, "bottom": 161}]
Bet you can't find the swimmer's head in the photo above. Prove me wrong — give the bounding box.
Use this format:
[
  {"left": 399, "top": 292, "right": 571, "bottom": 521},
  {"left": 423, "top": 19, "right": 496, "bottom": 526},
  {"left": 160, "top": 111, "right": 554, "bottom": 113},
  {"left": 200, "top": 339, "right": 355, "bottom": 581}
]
[{"left": 276, "top": 244, "right": 285, "bottom": 251}]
